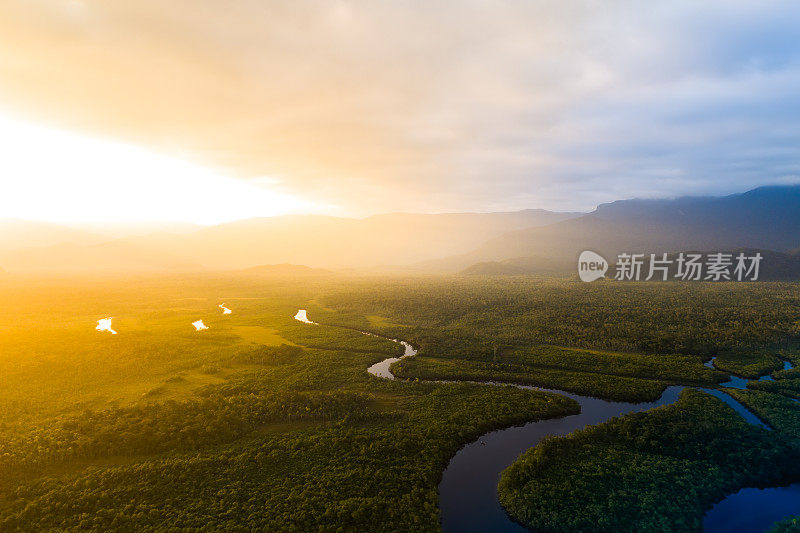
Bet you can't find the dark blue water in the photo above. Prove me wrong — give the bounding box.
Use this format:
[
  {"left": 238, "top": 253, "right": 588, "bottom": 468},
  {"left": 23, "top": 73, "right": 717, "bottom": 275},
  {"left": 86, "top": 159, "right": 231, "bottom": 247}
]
[
  {"left": 703, "top": 484, "right": 800, "bottom": 532},
  {"left": 438, "top": 386, "right": 685, "bottom": 532},
  {"left": 336, "top": 317, "right": 800, "bottom": 533},
  {"left": 438, "top": 376, "right": 795, "bottom": 532}
]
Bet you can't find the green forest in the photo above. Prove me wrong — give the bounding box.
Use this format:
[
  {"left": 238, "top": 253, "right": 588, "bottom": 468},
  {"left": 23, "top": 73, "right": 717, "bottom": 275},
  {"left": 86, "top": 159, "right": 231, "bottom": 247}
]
[
  {"left": 1, "top": 274, "right": 800, "bottom": 531},
  {"left": 498, "top": 390, "right": 800, "bottom": 532}
]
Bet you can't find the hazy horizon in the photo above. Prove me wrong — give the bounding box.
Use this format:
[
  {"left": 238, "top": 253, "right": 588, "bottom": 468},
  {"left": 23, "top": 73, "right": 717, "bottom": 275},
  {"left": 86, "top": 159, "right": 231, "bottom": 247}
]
[
  {"left": 4, "top": 181, "right": 800, "bottom": 231},
  {"left": 2, "top": 1, "right": 800, "bottom": 225}
]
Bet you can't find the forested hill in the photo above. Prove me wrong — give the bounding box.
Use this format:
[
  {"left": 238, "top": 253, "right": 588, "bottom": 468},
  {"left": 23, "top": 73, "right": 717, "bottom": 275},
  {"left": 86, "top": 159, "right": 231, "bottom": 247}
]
[{"left": 430, "top": 186, "right": 800, "bottom": 271}]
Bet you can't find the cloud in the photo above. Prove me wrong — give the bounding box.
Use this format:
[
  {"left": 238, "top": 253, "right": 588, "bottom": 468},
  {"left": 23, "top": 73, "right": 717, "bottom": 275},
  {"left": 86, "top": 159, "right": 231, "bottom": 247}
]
[{"left": 1, "top": 0, "right": 799, "bottom": 214}]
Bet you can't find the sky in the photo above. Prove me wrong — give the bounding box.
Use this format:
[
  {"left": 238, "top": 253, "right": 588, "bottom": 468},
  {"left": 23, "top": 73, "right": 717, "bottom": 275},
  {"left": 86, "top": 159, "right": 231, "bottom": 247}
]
[{"left": 1, "top": 0, "right": 800, "bottom": 224}]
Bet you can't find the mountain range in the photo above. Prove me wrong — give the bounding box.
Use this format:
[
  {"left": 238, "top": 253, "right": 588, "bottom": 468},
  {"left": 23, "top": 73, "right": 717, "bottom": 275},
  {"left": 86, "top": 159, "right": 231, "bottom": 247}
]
[
  {"left": 0, "top": 210, "right": 578, "bottom": 273},
  {"left": 424, "top": 185, "right": 800, "bottom": 272},
  {"left": 2, "top": 185, "right": 800, "bottom": 274}
]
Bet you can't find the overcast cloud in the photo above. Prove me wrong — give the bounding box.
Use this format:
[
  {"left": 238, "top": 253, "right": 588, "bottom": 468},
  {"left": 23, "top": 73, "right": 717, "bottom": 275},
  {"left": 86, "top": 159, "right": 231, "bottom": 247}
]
[{"left": 1, "top": 0, "right": 799, "bottom": 214}]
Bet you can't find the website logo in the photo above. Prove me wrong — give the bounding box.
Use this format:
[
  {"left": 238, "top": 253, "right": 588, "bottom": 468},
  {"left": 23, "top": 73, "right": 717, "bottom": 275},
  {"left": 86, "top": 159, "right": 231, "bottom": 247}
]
[
  {"left": 578, "top": 250, "right": 608, "bottom": 282},
  {"left": 577, "top": 251, "right": 764, "bottom": 281}
]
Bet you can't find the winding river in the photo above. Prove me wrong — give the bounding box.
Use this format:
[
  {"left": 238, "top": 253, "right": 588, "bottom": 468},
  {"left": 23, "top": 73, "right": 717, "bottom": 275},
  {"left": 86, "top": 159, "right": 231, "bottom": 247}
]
[{"left": 294, "top": 310, "right": 800, "bottom": 532}]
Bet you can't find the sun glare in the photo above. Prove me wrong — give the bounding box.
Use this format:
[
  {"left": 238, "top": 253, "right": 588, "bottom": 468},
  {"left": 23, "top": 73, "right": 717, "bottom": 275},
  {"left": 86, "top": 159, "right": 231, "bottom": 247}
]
[
  {"left": 96, "top": 318, "right": 117, "bottom": 334},
  {"left": 293, "top": 309, "right": 316, "bottom": 324},
  {"left": 0, "top": 115, "right": 315, "bottom": 225}
]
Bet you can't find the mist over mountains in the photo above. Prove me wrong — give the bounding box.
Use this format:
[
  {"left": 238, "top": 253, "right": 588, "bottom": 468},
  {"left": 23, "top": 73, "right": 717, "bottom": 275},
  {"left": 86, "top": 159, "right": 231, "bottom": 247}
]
[
  {"left": 0, "top": 210, "right": 578, "bottom": 273},
  {"left": 0, "top": 219, "right": 102, "bottom": 250},
  {"left": 2, "top": 185, "right": 800, "bottom": 274},
  {"left": 424, "top": 185, "right": 800, "bottom": 272}
]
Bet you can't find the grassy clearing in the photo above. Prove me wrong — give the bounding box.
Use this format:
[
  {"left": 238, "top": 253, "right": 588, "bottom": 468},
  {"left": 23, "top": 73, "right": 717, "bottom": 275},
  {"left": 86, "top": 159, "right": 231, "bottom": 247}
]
[
  {"left": 367, "top": 314, "right": 408, "bottom": 328},
  {"left": 232, "top": 325, "right": 296, "bottom": 346}
]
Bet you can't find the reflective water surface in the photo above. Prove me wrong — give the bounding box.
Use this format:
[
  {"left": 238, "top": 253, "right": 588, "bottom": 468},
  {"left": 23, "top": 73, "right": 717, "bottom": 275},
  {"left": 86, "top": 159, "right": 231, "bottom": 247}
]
[{"left": 295, "top": 312, "right": 800, "bottom": 532}]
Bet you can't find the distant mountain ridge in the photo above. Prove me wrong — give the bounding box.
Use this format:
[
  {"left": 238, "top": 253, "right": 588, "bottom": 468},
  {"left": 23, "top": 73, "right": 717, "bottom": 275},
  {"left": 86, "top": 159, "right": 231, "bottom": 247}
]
[
  {"left": 0, "top": 219, "right": 102, "bottom": 251},
  {"left": 5, "top": 185, "right": 800, "bottom": 274},
  {"left": 0, "top": 209, "right": 579, "bottom": 273},
  {"left": 429, "top": 185, "right": 800, "bottom": 271}
]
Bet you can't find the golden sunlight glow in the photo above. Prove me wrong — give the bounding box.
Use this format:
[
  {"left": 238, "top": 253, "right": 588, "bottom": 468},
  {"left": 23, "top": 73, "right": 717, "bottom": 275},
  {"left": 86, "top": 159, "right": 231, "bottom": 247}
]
[
  {"left": 293, "top": 310, "right": 316, "bottom": 324},
  {"left": 96, "top": 318, "right": 117, "bottom": 334},
  {"left": 0, "top": 115, "right": 316, "bottom": 225}
]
